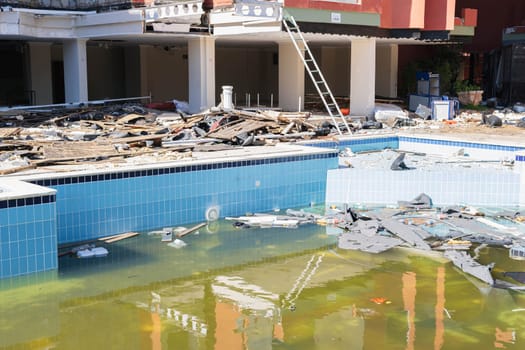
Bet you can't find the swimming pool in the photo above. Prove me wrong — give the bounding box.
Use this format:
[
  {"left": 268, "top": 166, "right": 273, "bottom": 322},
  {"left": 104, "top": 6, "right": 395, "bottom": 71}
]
[
  {"left": 0, "top": 144, "right": 337, "bottom": 279},
  {"left": 2, "top": 133, "right": 525, "bottom": 279},
  {"left": 1, "top": 133, "right": 525, "bottom": 349}
]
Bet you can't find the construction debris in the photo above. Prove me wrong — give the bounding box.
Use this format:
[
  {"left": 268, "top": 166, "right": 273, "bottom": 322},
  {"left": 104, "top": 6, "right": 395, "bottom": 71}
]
[
  {"left": 444, "top": 250, "right": 495, "bottom": 285},
  {"left": 2, "top": 100, "right": 525, "bottom": 174},
  {"left": 0, "top": 103, "right": 340, "bottom": 174},
  {"left": 267, "top": 191, "right": 525, "bottom": 288}
]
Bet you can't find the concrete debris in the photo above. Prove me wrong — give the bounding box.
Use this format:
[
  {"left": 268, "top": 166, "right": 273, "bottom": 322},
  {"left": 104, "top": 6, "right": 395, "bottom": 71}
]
[
  {"left": 444, "top": 250, "right": 495, "bottom": 285},
  {"left": 374, "top": 103, "right": 409, "bottom": 126},
  {"left": 338, "top": 232, "right": 403, "bottom": 254},
  {"left": 481, "top": 114, "right": 503, "bottom": 127},
  {"left": 390, "top": 152, "right": 411, "bottom": 170},
  {"left": 377, "top": 217, "right": 431, "bottom": 251},
  {"left": 513, "top": 103, "right": 525, "bottom": 113},
  {"left": 310, "top": 192, "right": 525, "bottom": 287},
  {"left": 397, "top": 193, "right": 433, "bottom": 209},
  {"left": 414, "top": 104, "right": 432, "bottom": 120}
]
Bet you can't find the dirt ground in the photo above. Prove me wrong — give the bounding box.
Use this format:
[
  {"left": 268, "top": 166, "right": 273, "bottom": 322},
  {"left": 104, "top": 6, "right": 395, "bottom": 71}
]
[{"left": 400, "top": 109, "right": 525, "bottom": 143}]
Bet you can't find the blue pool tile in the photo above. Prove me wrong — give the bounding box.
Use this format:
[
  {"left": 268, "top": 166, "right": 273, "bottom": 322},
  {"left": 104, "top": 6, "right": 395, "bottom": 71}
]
[{"left": 0, "top": 260, "right": 10, "bottom": 278}]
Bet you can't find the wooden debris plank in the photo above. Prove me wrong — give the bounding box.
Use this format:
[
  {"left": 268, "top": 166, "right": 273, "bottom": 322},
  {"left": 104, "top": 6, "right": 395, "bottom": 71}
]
[
  {"left": 116, "top": 113, "right": 148, "bottom": 125},
  {"left": 278, "top": 112, "right": 311, "bottom": 119},
  {"left": 281, "top": 122, "right": 295, "bottom": 135},
  {"left": 193, "top": 144, "right": 237, "bottom": 152},
  {"left": 185, "top": 110, "right": 222, "bottom": 120},
  {"left": 0, "top": 163, "right": 37, "bottom": 175},
  {"left": 231, "top": 109, "right": 277, "bottom": 122},
  {"left": 204, "top": 118, "right": 243, "bottom": 136},
  {"left": 0, "top": 142, "right": 34, "bottom": 151},
  {"left": 182, "top": 115, "right": 206, "bottom": 128},
  {"left": 0, "top": 127, "right": 22, "bottom": 138},
  {"left": 294, "top": 118, "right": 318, "bottom": 130},
  {"left": 207, "top": 120, "right": 268, "bottom": 140},
  {"left": 80, "top": 120, "right": 108, "bottom": 130},
  {"left": 176, "top": 222, "right": 207, "bottom": 238},
  {"left": 98, "top": 232, "right": 130, "bottom": 241},
  {"left": 107, "top": 133, "right": 169, "bottom": 144},
  {"left": 41, "top": 142, "right": 118, "bottom": 160},
  {"left": 104, "top": 232, "right": 140, "bottom": 243},
  {"left": 259, "top": 110, "right": 281, "bottom": 121}
]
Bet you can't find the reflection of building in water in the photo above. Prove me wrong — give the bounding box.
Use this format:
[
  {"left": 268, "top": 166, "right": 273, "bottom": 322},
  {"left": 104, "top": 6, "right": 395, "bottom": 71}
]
[
  {"left": 403, "top": 271, "right": 417, "bottom": 350},
  {"left": 212, "top": 275, "right": 282, "bottom": 350},
  {"left": 494, "top": 327, "right": 516, "bottom": 348},
  {"left": 401, "top": 268, "right": 446, "bottom": 350},
  {"left": 51, "top": 252, "right": 487, "bottom": 349},
  {"left": 434, "top": 267, "right": 445, "bottom": 350}
]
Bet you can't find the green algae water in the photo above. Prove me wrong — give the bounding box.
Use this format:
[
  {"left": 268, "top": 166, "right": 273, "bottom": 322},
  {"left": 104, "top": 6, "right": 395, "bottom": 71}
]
[{"left": 1, "top": 219, "right": 524, "bottom": 349}]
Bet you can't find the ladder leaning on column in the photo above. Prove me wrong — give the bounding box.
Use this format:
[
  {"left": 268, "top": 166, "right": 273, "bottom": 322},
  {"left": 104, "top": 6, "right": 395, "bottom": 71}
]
[{"left": 282, "top": 15, "right": 351, "bottom": 135}]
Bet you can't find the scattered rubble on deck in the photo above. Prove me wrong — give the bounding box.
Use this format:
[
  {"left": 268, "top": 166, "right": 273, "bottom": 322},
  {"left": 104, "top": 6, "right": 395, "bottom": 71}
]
[
  {"left": 226, "top": 193, "right": 525, "bottom": 290},
  {"left": 2, "top": 100, "right": 525, "bottom": 174},
  {"left": 0, "top": 103, "right": 326, "bottom": 174}
]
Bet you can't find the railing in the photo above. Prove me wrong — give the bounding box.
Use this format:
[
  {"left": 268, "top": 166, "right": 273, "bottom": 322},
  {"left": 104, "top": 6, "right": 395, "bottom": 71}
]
[
  {"left": 234, "top": 0, "right": 282, "bottom": 19},
  {"left": 143, "top": 0, "right": 204, "bottom": 22}
]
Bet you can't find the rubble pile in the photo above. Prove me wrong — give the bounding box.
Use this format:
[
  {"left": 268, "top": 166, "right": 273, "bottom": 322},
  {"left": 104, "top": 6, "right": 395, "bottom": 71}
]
[
  {"left": 225, "top": 194, "right": 525, "bottom": 289},
  {"left": 2, "top": 101, "right": 525, "bottom": 175},
  {"left": 0, "top": 103, "right": 336, "bottom": 174}
]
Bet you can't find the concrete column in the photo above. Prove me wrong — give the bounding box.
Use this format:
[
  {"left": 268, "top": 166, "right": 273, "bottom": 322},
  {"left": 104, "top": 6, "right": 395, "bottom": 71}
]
[
  {"left": 28, "top": 42, "right": 53, "bottom": 105},
  {"left": 376, "top": 44, "right": 398, "bottom": 98},
  {"left": 63, "top": 39, "right": 88, "bottom": 103},
  {"left": 350, "top": 38, "right": 376, "bottom": 117},
  {"left": 188, "top": 36, "right": 215, "bottom": 113},
  {"left": 279, "top": 41, "right": 304, "bottom": 111}
]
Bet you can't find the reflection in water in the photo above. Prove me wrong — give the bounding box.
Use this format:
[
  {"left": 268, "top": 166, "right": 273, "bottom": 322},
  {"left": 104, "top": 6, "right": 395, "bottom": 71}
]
[
  {"left": 403, "top": 271, "right": 417, "bottom": 350},
  {"left": 435, "top": 266, "right": 445, "bottom": 350},
  {"left": 0, "top": 219, "right": 524, "bottom": 349},
  {"left": 281, "top": 253, "right": 324, "bottom": 311},
  {"left": 150, "top": 309, "right": 161, "bottom": 350},
  {"left": 495, "top": 327, "right": 516, "bottom": 348}
]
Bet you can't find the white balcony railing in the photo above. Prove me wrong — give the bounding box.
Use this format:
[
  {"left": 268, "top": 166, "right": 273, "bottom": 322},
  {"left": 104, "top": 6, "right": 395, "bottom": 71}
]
[
  {"left": 234, "top": 0, "right": 282, "bottom": 20},
  {"left": 144, "top": 0, "right": 204, "bottom": 23}
]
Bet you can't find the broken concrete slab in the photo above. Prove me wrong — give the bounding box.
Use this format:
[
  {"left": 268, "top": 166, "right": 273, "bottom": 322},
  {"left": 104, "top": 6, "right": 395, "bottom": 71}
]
[{"left": 338, "top": 232, "right": 403, "bottom": 254}]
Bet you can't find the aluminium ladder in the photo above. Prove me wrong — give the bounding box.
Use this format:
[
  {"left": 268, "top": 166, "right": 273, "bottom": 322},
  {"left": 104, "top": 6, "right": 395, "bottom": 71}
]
[{"left": 282, "top": 15, "right": 351, "bottom": 135}]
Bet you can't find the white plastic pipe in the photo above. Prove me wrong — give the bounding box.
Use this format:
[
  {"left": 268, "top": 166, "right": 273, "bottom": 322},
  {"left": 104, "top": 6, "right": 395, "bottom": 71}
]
[{"left": 221, "top": 85, "right": 233, "bottom": 110}]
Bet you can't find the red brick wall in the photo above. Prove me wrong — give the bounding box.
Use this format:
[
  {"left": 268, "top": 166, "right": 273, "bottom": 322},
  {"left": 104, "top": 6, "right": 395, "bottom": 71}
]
[
  {"left": 203, "top": 0, "right": 234, "bottom": 10},
  {"left": 456, "top": 0, "right": 525, "bottom": 52},
  {"left": 284, "top": 0, "right": 383, "bottom": 13}
]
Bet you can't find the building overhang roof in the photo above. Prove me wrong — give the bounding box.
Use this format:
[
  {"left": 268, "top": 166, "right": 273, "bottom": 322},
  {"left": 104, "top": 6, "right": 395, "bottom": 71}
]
[{"left": 0, "top": 2, "right": 459, "bottom": 47}]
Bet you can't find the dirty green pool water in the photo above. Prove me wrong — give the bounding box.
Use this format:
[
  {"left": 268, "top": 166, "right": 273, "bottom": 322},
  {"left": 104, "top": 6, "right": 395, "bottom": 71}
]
[{"left": 1, "top": 219, "right": 525, "bottom": 349}]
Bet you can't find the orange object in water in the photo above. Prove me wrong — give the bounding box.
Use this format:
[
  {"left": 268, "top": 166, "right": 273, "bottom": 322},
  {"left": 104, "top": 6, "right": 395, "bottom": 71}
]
[
  {"left": 370, "top": 297, "right": 391, "bottom": 305},
  {"left": 340, "top": 108, "right": 350, "bottom": 116}
]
